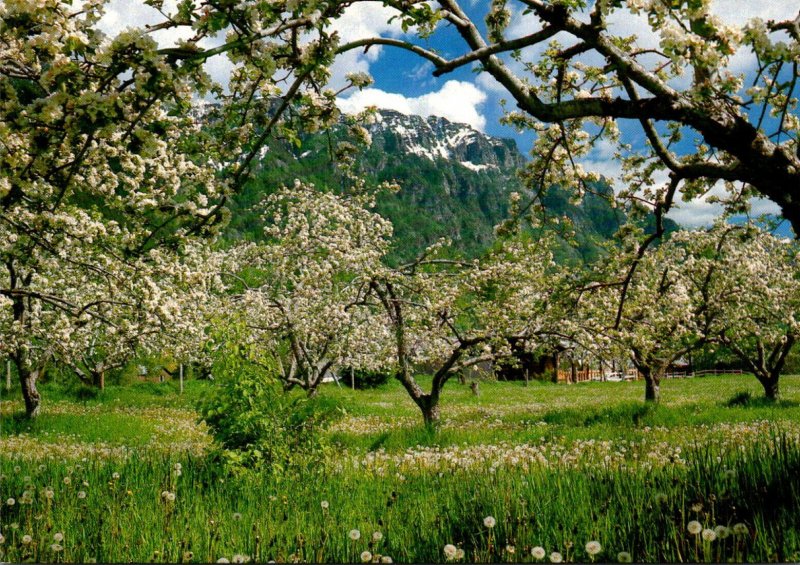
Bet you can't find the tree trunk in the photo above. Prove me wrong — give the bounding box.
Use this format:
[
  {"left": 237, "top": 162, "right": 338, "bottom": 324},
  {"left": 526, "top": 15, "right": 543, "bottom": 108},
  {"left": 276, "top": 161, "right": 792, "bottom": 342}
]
[
  {"left": 19, "top": 365, "right": 41, "bottom": 418},
  {"left": 641, "top": 367, "right": 663, "bottom": 402},
  {"left": 759, "top": 373, "right": 780, "bottom": 400},
  {"left": 92, "top": 369, "right": 105, "bottom": 390},
  {"left": 420, "top": 399, "right": 441, "bottom": 428}
]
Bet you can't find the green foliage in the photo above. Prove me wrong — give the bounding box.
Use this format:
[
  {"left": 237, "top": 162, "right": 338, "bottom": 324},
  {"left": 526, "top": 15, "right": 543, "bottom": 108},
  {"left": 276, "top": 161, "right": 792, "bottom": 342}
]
[
  {"left": 341, "top": 367, "right": 393, "bottom": 389},
  {"left": 198, "top": 353, "right": 331, "bottom": 475}
]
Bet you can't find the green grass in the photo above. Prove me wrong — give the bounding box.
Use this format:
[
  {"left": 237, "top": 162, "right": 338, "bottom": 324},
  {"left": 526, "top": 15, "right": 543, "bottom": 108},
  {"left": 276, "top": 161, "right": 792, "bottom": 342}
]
[{"left": 1, "top": 374, "right": 800, "bottom": 563}]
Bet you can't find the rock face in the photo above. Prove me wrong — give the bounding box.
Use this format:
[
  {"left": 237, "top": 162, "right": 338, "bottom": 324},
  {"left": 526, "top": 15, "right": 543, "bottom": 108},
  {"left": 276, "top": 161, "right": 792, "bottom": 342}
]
[
  {"left": 228, "top": 106, "right": 637, "bottom": 264},
  {"left": 366, "top": 109, "right": 525, "bottom": 172}
]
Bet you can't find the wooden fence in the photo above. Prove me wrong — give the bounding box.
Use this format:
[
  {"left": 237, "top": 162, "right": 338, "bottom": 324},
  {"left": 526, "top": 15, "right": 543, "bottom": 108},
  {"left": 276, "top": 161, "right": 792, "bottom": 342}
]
[{"left": 557, "top": 368, "right": 745, "bottom": 383}]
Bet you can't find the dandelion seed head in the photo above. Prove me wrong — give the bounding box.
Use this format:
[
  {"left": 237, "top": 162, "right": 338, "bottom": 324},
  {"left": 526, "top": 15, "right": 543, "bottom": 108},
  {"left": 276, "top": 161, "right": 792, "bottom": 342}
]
[
  {"left": 231, "top": 554, "right": 248, "bottom": 563},
  {"left": 22, "top": 534, "right": 33, "bottom": 544},
  {"left": 617, "top": 551, "right": 632, "bottom": 563},
  {"left": 372, "top": 531, "right": 383, "bottom": 542},
  {"left": 6, "top": 498, "right": 15, "bottom": 506},
  {"left": 531, "top": 546, "right": 546, "bottom": 559},
  {"left": 232, "top": 512, "right": 242, "bottom": 521},
  {"left": 77, "top": 491, "right": 86, "bottom": 499},
  {"left": 53, "top": 532, "right": 64, "bottom": 542},
  {"left": 687, "top": 520, "right": 703, "bottom": 535},
  {"left": 184, "top": 551, "right": 194, "bottom": 560},
  {"left": 506, "top": 545, "right": 515, "bottom": 554},
  {"left": 51, "top": 543, "right": 63, "bottom": 552},
  {"left": 360, "top": 550, "right": 372, "bottom": 562},
  {"left": 702, "top": 529, "right": 716, "bottom": 542},
  {"left": 380, "top": 556, "right": 393, "bottom": 563},
  {"left": 443, "top": 544, "right": 458, "bottom": 560},
  {"left": 483, "top": 516, "right": 496, "bottom": 528},
  {"left": 714, "top": 525, "right": 730, "bottom": 539},
  {"left": 217, "top": 559, "right": 230, "bottom": 563},
  {"left": 549, "top": 551, "right": 563, "bottom": 563},
  {"left": 733, "top": 523, "right": 749, "bottom": 535},
  {"left": 320, "top": 500, "right": 329, "bottom": 510},
  {"left": 586, "top": 540, "right": 602, "bottom": 555},
  {"left": 112, "top": 473, "right": 120, "bottom": 480},
  {"left": 63, "top": 477, "right": 71, "bottom": 485},
  {"left": 349, "top": 529, "right": 361, "bottom": 541}
]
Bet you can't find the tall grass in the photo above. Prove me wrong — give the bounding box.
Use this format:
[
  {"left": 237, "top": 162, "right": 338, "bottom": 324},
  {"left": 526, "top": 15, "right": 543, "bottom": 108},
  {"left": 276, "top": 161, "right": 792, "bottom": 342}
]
[{"left": 1, "top": 436, "right": 799, "bottom": 563}]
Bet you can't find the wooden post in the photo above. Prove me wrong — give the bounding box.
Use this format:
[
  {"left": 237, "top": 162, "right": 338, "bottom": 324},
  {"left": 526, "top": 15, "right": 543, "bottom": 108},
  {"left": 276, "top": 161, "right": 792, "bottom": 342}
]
[
  {"left": 179, "top": 363, "right": 184, "bottom": 394},
  {"left": 524, "top": 368, "right": 529, "bottom": 387},
  {"left": 6, "top": 360, "right": 11, "bottom": 392},
  {"left": 351, "top": 367, "right": 355, "bottom": 390}
]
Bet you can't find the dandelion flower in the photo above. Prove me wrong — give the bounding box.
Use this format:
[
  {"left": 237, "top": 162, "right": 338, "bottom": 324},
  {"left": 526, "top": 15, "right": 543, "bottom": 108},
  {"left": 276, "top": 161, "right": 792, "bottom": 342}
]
[
  {"left": 54, "top": 532, "right": 64, "bottom": 542},
  {"left": 617, "top": 551, "right": 632, "bottom": 563},
  {"left": 232, "top": 512, "right": 242, "bottom": 521},
  {"left": 714, "top": 525, "right": 730, "bottom": 539},
  {"left": 380, "top": 557, "right": 393, "bottom": 564},
  {"left": 321, "top": 500, "right": 329, "bottom": 510},
  {"left": 360, "top": 551, "right": 372, "bottom": 562},
  {"left": 687, "top": 521, "right": 702, "bottom": 535},
  {"left": 483, "top": 516, "right": 496, "bottom": 528},
  {"left": 22, "top": 535, "right": 33, "bottom": 544},
  {"left": 531, "top": 546, "right": 546, "bottom": 560},
  {"left": 701, "top": 529, "right": 716, "bottom": 542},
  {"left": 349, "top": 529, "right": 361, "bottom": 541},
  {"left": 586, "top": 541, "right": 602, "bottom": 556},
  {"left": 372, "top": 531, "right": 383, "bottom": 542},
  {"left": 443, "top": 544, "right": 458, "bottom": 560},
  {"left": 51, "top": 543, "right": 63, "bottom": 552},
  {"left": 733, "top": 523, "right": 748, "bottom": 535},
  {"left": 78, "top": 491, "right": 86, "bottom": 499},
  {"left": 217, "top": 559, "right": 230, "bottom": 563},
  {"left": 549, "top": 551, "right": 563, "bottom": 563}
]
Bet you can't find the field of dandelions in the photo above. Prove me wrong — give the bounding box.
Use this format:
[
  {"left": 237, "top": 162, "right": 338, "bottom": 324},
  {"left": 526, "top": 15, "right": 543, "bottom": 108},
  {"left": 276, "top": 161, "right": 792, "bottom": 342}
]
[{"left": 2, "top": 374, "right": 800, "bottom": 563}]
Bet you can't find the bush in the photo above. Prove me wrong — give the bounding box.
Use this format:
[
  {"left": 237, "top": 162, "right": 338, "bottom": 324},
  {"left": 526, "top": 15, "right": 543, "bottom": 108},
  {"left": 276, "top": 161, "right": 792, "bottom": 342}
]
[
  {"left": 340, "top": 367, "right": 392, "bottom": 389},
  {"left": 198, "top": 352, "right": 333, "bottom": 475}
]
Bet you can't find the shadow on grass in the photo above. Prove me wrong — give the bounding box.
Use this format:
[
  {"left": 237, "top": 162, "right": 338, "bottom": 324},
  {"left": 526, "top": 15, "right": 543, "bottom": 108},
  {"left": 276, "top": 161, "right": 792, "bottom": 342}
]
[
  {"left": 541, "top": 401, "right": 662, "bottom": 428},
  {"left": 725, "top": 390, "right": 799, "bottom": 408}
]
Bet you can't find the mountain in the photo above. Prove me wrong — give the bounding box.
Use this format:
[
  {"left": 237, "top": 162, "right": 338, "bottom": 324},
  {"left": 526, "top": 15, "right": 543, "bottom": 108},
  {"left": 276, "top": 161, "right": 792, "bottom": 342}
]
[{"left": 225, "top": 108, "right": 673, "bottom": 263}]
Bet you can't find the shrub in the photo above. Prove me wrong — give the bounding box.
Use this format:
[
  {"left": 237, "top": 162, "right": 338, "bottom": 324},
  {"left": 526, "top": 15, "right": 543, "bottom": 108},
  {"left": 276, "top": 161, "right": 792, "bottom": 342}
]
[
  {"left": 340, "top": 367, "right": 393, "bottom": 389},
  {"left": 198, "top": 351, "right": 333, "bottom": 475}
]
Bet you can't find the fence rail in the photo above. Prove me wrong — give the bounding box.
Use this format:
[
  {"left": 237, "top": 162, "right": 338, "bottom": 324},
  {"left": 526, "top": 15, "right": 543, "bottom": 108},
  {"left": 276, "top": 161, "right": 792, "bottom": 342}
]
[{"left": 558, "top": 368, "right": 746, "bottom": 383}]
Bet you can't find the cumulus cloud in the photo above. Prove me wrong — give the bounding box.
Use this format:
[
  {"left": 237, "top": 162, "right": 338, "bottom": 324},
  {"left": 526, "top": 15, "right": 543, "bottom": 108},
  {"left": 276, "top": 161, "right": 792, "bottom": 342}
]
[{"left": 338, "top": 80, "right": 489, "bottom": 131}]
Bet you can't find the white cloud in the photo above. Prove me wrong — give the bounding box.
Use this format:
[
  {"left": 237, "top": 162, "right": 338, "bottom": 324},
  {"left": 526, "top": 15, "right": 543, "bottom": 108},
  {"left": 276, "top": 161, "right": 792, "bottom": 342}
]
[{"left": 337, "top": 80, "right": 489, "bottom": 131}]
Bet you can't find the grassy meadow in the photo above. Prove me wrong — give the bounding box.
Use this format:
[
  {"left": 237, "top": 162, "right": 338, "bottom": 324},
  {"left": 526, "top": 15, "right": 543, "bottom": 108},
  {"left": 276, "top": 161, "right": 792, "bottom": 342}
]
[{"left": 2, "top": 374, "right": 800, "bottom": 563}]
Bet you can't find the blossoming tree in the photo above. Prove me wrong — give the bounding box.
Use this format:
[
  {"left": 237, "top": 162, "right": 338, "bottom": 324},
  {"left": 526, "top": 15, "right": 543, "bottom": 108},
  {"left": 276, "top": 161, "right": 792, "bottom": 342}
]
[
  {"left": 357, "top": 235, "right": 564, "bottom": 426},
  {"left": 678, "top": 223, "right": 800, "bottom": 400},
  {"left": 577, "top": 231, "right": 703, "bottom": 402},
  {"left": 224, "top": 181, "right": 393, "bottom": 397}
]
